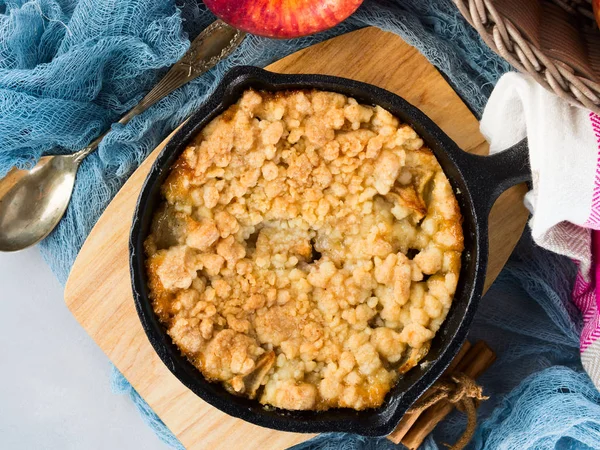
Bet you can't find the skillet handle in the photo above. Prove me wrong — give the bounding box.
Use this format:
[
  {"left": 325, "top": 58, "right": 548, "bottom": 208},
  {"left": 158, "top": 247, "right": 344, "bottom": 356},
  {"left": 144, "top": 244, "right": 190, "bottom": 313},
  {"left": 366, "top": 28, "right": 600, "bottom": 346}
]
[{"left": 461, "top": 138, "right": 531, "bottom": 215}]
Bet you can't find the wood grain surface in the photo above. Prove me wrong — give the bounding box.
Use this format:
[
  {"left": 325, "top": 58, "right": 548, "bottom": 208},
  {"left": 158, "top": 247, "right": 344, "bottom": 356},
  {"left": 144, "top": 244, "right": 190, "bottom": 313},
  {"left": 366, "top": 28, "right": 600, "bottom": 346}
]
[{"left": 64, "top": 27, "right": 529, "bottom": 450}]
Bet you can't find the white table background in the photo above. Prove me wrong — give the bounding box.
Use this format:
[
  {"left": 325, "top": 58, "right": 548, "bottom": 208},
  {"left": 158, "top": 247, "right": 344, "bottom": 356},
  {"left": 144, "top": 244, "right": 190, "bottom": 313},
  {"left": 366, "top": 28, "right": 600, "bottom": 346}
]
[{"left": 0, "top": 248, "right": 169, "bottom": 450}]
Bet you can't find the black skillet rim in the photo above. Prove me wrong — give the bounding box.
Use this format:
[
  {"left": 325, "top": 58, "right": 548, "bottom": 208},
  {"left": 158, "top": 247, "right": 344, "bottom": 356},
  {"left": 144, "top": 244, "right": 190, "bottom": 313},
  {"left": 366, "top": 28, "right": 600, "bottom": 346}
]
[{"left": 129, "top": 66, "right": 486, "bottom": 437}]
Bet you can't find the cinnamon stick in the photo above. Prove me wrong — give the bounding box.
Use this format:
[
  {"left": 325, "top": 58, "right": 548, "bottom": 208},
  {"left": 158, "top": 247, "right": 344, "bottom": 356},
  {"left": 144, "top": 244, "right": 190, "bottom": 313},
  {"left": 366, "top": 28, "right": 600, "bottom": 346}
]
[
  {"left": 455, "top": 341, "right": 495, "bottom": 375},
  {"left": 400, "top": 341, "right": 496, "bottom": 450},
  {"left": 387, "top": 341, "right": 472, "bottom": 444}
]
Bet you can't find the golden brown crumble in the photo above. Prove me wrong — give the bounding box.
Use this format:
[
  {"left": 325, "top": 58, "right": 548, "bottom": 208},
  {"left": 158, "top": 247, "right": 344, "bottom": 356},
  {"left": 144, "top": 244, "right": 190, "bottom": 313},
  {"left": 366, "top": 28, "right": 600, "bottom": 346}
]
[{"left": 144, "top": 89, "right": 463, "bottom": 411}]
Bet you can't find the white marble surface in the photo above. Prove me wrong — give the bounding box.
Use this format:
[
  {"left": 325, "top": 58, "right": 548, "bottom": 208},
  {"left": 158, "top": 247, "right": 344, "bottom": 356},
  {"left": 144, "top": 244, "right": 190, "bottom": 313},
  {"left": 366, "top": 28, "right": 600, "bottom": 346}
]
[{"left": 0, "top": 248, "right": 169, "bottom": 450}]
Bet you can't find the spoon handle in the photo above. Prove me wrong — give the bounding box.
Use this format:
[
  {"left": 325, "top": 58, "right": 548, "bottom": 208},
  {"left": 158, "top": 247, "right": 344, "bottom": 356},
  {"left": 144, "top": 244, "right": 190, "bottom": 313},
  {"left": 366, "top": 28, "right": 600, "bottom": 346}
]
[{"left": 74, "top": 20, "right": 246, "bottom": 163}]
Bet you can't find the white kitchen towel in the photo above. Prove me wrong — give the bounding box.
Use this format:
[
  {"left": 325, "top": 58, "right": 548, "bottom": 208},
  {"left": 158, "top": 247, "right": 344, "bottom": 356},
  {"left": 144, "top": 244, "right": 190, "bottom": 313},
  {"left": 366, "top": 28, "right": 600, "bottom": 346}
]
[{"left": 480, "top": 72, "right": 600, "bottom": 388}]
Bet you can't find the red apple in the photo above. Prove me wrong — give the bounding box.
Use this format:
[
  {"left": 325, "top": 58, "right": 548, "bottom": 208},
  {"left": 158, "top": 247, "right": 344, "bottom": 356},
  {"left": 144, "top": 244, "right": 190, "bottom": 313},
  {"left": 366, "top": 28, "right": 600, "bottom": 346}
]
[
  {"left": 594, "top": 0, "right": 600, "bottom": 31},
  {"left": 204, "top": 0, "right": 364, "bottom": 39}
]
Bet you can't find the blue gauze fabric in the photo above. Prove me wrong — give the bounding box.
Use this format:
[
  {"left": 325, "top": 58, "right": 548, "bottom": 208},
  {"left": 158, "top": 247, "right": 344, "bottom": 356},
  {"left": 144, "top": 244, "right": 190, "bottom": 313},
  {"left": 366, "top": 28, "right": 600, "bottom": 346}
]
[{"left": 2, "top": 0, "right": 599, "bottom": 448}]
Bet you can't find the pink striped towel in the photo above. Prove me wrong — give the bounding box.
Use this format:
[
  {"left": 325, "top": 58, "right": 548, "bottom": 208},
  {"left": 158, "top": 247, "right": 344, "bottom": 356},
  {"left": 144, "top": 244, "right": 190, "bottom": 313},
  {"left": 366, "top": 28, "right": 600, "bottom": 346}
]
[{"left": 481, "top": 73, "right": 600, "bottom": 388}]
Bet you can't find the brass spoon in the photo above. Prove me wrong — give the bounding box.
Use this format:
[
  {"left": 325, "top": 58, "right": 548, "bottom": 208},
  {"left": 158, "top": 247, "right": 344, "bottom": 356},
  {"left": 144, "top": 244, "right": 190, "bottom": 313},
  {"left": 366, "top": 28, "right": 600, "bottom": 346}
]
[{"left": 0, "top": 20, "right": 245, "bottom": 252}]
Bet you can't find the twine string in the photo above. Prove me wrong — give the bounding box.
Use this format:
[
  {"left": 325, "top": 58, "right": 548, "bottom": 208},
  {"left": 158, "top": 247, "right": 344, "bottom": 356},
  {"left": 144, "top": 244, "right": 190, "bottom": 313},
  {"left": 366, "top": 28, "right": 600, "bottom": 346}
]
[{"left": 406, "top": 372, "right": 489, "bottom": 450}]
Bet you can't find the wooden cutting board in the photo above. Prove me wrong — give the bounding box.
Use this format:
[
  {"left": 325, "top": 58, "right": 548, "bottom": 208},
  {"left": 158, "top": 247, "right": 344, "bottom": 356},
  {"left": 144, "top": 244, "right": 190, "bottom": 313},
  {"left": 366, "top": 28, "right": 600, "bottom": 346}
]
[{"left": 64, "top": 27, "right": 528, "bottom": 450}]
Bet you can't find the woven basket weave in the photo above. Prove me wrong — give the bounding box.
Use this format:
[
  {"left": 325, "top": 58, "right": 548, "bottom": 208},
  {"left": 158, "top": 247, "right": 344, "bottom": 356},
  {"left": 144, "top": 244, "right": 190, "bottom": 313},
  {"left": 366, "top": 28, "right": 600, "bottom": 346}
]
[{"left": 454, "top": 0, "right": 600, "bottom": 113}]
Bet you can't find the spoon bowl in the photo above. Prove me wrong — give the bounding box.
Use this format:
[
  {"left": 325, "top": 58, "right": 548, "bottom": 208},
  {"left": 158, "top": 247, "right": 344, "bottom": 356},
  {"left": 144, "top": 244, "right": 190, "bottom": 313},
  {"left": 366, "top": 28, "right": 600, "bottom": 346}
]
[{"left": 0, "top": 155, "right": 78, "bottom": 252}]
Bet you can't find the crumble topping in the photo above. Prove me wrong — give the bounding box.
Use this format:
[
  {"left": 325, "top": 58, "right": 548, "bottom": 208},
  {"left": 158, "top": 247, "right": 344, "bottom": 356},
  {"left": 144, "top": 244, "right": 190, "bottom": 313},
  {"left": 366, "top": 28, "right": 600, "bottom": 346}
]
[{"left": 144, "top": 89, "right": 463, "bottom": 411}]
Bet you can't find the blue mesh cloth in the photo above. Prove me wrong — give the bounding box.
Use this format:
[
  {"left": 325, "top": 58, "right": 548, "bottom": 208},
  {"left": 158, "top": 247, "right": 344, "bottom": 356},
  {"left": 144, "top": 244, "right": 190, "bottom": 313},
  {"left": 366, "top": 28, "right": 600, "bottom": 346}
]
[{"left": 2, "top": 0, "right": 599, "bottom": 448}]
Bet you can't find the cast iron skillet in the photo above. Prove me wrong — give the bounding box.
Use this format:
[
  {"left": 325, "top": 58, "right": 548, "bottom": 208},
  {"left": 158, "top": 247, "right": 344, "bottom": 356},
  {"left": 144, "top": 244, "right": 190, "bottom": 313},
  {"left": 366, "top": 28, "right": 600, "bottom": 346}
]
[{"left": 130, "top": 66, "right": 530, "bottom": 436}]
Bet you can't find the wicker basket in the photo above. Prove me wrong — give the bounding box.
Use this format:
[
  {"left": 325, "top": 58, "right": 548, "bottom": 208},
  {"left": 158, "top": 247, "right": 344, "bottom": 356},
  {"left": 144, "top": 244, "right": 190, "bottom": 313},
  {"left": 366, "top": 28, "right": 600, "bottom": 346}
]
[{"left": 454, "top": 0, "right": 600, "bottom": 113}]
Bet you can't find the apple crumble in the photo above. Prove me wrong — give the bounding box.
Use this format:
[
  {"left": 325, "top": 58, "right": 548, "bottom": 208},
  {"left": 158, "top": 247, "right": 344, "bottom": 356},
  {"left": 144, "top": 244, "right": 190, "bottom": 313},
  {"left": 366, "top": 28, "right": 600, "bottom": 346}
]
[{"left": 144, "top": 89, "right": 464, "bottom": 411}]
